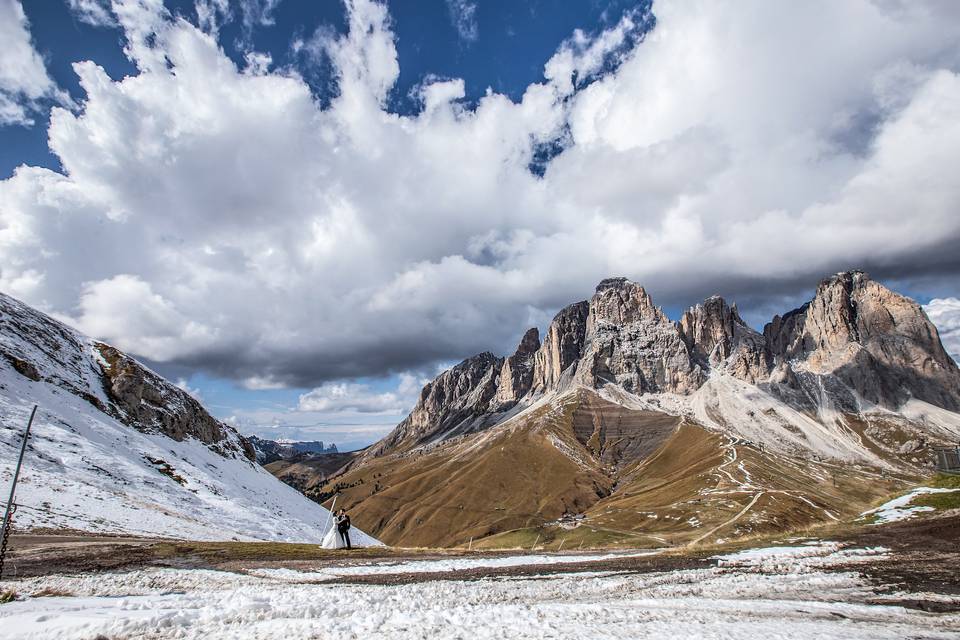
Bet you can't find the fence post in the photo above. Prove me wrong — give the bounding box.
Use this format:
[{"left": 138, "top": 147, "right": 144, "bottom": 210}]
[{"left": 0, "top": 405, "right": 38, "bottom": 579}]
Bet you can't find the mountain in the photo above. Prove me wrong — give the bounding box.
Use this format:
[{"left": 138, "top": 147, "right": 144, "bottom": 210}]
[
  {"left": 248, "top": 436, "right": 339, "bottom": 465},
  {"left": 0, "top": 292, "right": 379, "bottom": 545},
  {"left": 263, "top": 451, "right": 358, "bottom": 497},
  {"left": 325, "top": 271, "right": 960, "bottom": 548}
]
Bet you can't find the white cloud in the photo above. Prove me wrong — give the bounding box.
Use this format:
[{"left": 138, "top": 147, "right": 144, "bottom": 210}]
[
  {"left": 445, "top": 0, "right": 478, "bottom": 43},
  {"left": 1, "top": 0, "right": 960, "bottom": 390},
  {"left": 69, "top": 275, "right": 219, "bottom": 362},
  {"left": 195, "top": 0, "right": 230, "bottom": 35},
  {"left": 238, "top": 0, "right": 282, "bottom": 30},
  {"left": 0, "top": 0, "right": 70, "bottom": 126},
  {"left": 66, "top": 0, "right": 116, "bottom": 27},
  {"left": 297, "top": 383, "right": 397, "bottom": 414},
  {"left": 175, "top": 377, "right": 203, "bottom": 400},
  {"left": 925, "top": 298, "right": 960, "bottom": 363}
]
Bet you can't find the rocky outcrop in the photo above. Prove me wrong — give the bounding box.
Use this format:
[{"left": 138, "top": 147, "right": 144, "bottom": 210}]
[
  {"left": 493, "top": 328, "right": 540, "bottom": 408},
  {"left": 680, "top": 296, "right": 771, "bottom": 384},
  {"left": 369, "top": 352, "right": 503, "bottom": 455},
  {"left": 95, "top": 343, "right": 232, "bottom": 447},
  {"left": 531, "top": 301, "right": 589, "bottom": 393},
  {"left": 764, "top": 271, "right": 960, "bottom": 410},
  {"left": 573, "top": 278, "right": 703, "bottom": 394},
  {"left": 0, "top": 291, "right": 253, "bottom": 461},
  {"left": 370, "top": 270, "right": 960, "bottom": 458}
]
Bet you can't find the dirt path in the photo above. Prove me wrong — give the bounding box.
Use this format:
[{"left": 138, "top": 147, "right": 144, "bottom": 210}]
[{"left": 688, "top": 490, "right": 764, "bottom": 546}]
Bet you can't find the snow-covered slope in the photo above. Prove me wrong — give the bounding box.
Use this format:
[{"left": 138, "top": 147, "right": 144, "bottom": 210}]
[{"left": 0, "top": 292, "right": 380, "bottom": 544}]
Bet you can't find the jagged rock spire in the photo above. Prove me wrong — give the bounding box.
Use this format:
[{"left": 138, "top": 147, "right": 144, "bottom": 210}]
[
  {"left": 494, "top": 327, "right": 541, "bottom": 407},
  {"left": 531, "top": 301, "right": 589, "bottom": 393}
]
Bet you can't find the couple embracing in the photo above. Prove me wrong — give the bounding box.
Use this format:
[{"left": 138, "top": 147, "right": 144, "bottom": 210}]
[{"left": 322, "top": 507, "right": 352, "bottom": 550}]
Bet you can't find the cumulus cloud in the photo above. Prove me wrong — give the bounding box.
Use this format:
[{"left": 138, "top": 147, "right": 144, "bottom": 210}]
[
  {"left": 0, "top": 0, "right": 70, "bottom": 125},
  {"left": 445, "top": 0, "right": 478, "bottom": 43},
  {"left": 2, "top": 0, "right": 960, "bottom": 391},
  {"left": 297, "top": 373, "right": 425, "bottom": 414},
  {"left": 925, "top": 298, "right": 960, "bottom": 363}
]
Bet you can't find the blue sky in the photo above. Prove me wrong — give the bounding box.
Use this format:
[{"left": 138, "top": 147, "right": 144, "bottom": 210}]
[
  {"left": 3, "top": 1, "right": 647, "bottom": 178},
  {"left": 2, "top": 0, "right": 960, "bottom": 450}
]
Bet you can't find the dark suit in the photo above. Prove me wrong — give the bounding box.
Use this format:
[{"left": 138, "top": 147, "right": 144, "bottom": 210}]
[{"left": 337, "top": 514, "right": 352, "bottom": 549}]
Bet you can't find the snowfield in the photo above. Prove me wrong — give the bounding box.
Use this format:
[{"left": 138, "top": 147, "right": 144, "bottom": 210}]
[
  {"left": 0, "top": 290, "right": 380, "bottom": 545},
  {"left": 1, "top": 543, "right": 957, "bottom": 639},
  {"left": 0, "top": 351, "right": 379, "bottom": 545}
]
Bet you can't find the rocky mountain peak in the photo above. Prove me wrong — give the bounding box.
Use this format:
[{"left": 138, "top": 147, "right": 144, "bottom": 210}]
[
  {"left": 589, "top": 277, "right": 665, "bottom": 326},
  {"left": 494, "top": 328, "right": 541, "bottom": 408},
  {"left": 764, "top": 270, "right": 960, "bottom": 410},
  {"left": 368, "top": 350, "right": 503, "bottom": 455},
  {"left": 371, "top": 269, "right": 960, "bottom": 459},
  {"left": 531, "top": 301, "right": 590, "bottom": 393},
  {"left": 679, "top": 295, "right": 771, "bottom": 384},
  {"left": 574, "top": 279, "right": 702, "bottom": 394}
]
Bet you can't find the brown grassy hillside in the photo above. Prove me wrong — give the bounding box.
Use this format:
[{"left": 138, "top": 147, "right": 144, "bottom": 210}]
[{"left": 305, "top": 389, "right": 914, "bottom": 548}]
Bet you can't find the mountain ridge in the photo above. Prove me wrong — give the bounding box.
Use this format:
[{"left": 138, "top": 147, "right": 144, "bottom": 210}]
[
  {"left": 325, "top": 270, "right": 960, "bottom": 547},
  {"left": 366, "top": 270, "right": 960, "bottom": 459}
]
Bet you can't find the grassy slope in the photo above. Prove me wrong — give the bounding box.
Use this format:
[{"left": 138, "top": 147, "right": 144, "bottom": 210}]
[{"left": 297, "top": 389, "right": 922, "bottom": 549}]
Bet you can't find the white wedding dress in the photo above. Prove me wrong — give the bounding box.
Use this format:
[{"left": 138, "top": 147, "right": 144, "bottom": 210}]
[{"left": 321, "top": 516, "right": 347, "bottom": 549}]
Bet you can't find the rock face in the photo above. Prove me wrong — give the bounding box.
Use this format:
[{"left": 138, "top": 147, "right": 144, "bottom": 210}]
[
  {"left": 493, "top": 328, "right": 540, "bottom": 408},
  {"left": 369, "top": 351, "right": 503, "bottom": 455},
  {"left": 680, "top": 296, "right": 771, "bottom": 384},
  {"left": 0, "top": 291, "right": 253, "bottom": 461},
  {"left": 573, "top": 278, "right": 703, "bottom": 394},
  {"left": 95, "top": 343, "right": 233, "bottom": 449},
  {"left": 764, "top": 271, "right": 960, "bottom": 411},
  {"left": 531, "top": 301, "right": 589, "bottom": 393},
  {"left": 369, "top": 270, "right": 960, "bottom": 458}
]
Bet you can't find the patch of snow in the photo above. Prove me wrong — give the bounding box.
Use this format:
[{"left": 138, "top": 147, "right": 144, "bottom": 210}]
[
  {"left": 859, "top": 487, "right": 960, "bottom": 525},
  {"left": 2, "top": 543, "right": 957, "bottom": 639}
]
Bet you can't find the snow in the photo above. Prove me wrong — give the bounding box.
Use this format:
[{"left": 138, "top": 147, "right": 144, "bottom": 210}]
[
  {"left": 249, "top": 550, "right": 658, "bottom": 580},
  {"left": 0, "top": 293, "right": 380, "bottom": 545},
  {"left": 1, "top": 543, "right": 957, "bottom": 639},
  {"left": 859, "top": 487, "right": 960, "bottom": 524}
]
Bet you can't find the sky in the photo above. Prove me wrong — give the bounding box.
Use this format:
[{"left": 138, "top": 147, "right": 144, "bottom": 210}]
[{"left": 2, "top": 0, "right": 960, "bottom": 451}]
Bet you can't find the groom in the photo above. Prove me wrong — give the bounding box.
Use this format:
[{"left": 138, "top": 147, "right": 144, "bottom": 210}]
[{"left": 336, "top": 508, "right": 352, "bottom": 550}]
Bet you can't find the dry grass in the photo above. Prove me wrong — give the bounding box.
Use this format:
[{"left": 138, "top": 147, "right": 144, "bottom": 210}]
[{"left": 268, "top": 390, "right": 921, "bottom": 550}]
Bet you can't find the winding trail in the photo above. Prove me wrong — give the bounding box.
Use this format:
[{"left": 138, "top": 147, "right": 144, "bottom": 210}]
[{"left": 689, "top": 491, "right": 765, "bottom": 546}]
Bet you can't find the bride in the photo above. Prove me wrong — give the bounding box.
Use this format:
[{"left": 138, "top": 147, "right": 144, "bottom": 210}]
[{"left": 321, "top": 503, "right": 347, "bottom": 549}]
